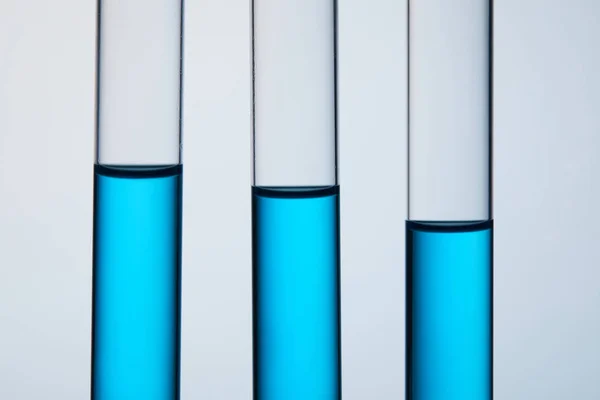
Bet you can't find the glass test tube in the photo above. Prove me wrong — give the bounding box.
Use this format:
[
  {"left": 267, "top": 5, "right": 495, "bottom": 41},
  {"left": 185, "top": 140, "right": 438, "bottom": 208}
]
[
  {"left": 251, "top": 1, "right": 340, "bottom": 399},
  {"left": 407, "top": 1, "right": 492, "bottom": 400},
  {"left": 92, "top": 1, "right": 183, "bottom": 399}
]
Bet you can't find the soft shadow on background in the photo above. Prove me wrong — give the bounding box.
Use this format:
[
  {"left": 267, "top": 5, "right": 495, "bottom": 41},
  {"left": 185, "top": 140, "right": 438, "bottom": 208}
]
[{"left": 0, "top": 0, "right": 599, "bottom": 398}]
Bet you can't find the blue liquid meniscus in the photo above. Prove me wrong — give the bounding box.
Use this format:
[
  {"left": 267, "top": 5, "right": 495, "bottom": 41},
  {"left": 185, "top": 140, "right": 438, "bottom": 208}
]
[
  {"left": 253, "top": 186, "right": 341, "bottom": 400},
  {"left": 407, "top": 220, "right": 492, "bottom": 400},
  {"left": 92, "top": 165, "right": 182, "bottom": 400}
]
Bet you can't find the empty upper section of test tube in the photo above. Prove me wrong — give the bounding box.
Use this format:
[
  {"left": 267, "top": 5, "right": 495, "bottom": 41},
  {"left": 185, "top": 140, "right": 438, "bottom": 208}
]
[
  {"left": 408, "top": 0, "right": 492, "bottom": 222},
  {"left": 252, "top": 0, "right": 337, "bottom": 188},
  {"left": 95, "top": 0, "right": 183, "bottom": 166}
]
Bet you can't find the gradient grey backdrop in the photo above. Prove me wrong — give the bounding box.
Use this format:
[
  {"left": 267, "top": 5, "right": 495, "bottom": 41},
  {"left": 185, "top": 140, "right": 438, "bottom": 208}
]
[{"left": 1, "top": 0, "right": 599, "bottom": 398}]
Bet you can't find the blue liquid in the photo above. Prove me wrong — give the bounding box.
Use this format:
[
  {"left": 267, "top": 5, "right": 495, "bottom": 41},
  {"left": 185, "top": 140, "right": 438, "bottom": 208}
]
[
  {"left": 92, "top": 165, "right": 182, "bottom": 400},
  {"left": 406, "top": 221, "right": 492, "bottom": 400},
  {"left": 253, "top": 186, "right": 341, "bottom": 400}
]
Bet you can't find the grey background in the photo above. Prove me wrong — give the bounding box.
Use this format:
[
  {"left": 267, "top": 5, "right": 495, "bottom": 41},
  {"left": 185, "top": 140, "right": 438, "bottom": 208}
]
[{"left": 0, "top": 0, "right": 598, "bottom": 398}]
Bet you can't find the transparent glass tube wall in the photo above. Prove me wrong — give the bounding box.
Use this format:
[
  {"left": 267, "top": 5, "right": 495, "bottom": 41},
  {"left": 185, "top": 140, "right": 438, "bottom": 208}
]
[
  {"left": 252, "top": 1, "right": 337, "bottom": 188},
  {"left": 408, "top": 0, "right": 491, "bottom": 222},
  {"left": 95, "top": 0, "right": 183, "bottom": 167},
  {"left": 92, "top": 1, "right": 183, "bottom": 399},
  {"left": 407, "top": 1, "right": 492, "bottom": 399},
  {"left": 252, "top": 1, "right": 340, "bottom": 399}
]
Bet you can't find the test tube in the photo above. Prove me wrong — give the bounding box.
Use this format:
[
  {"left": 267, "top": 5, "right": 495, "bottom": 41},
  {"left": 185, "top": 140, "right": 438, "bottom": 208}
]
[
  {"left": 407, "top": 1, "right": 492, "bottom": 400},
  {"left": 251, "top": 1, "right": 340, "bottom": 399},
  {"left": 92, "top": 1, "right": 183, "bottom": 399}
]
